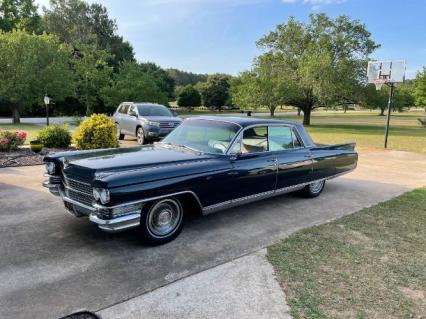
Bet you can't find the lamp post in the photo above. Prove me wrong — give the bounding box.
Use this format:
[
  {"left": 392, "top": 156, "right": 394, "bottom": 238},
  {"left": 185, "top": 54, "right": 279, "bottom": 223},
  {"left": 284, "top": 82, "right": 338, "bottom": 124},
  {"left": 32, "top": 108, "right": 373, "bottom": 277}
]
[{"left": 44, "top": 95, "right": 50, "bottom": 126}]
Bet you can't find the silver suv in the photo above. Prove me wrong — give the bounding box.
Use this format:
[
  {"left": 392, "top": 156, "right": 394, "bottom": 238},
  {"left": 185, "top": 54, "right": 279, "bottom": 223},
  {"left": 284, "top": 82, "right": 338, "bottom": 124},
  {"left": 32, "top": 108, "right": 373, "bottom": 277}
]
[{"left": 113, "top": 102, "right": 182, "bottom": 144}]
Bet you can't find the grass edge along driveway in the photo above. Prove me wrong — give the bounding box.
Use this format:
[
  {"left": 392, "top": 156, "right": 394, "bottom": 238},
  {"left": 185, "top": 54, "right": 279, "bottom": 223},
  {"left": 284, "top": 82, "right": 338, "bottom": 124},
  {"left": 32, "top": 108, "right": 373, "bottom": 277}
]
[{"left": 268, "top": 188, "right": 426, "bottom": 319}]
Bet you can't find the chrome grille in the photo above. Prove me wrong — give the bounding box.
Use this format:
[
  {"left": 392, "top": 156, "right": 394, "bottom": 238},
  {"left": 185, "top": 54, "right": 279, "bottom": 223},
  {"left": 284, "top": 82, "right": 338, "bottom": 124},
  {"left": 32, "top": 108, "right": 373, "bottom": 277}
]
[
  {"left": 63, "top": 174, "right": 94, "bottom": 207},
  {"left": 159, "top": 122, "right": 180, "bottom": 129}
]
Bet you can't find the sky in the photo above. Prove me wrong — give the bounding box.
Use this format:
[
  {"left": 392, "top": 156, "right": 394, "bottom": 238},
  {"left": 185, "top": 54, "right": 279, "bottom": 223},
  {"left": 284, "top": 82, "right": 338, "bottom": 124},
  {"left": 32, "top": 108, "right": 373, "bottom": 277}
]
[{"left": 34, "top": 0, "right": 426, "bottom": 79}]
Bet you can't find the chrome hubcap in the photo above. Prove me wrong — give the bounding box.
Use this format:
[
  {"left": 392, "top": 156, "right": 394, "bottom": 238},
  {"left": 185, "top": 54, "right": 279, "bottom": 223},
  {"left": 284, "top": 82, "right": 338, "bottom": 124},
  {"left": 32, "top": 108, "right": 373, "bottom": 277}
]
[
  {"left": 147, "top": 199, "right": 181, "bottom": 237},
  {"left": 309, "top": 180, "right": 324, "bottom": 193},
  {"left": 137, "top": 129, "right": 143, "bottom": 144}
]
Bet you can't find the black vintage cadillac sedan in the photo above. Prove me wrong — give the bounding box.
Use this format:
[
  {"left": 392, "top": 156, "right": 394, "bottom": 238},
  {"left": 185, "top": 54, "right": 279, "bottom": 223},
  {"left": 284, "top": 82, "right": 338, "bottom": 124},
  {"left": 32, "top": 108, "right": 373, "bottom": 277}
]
[{"left": 43, "top": 116, "right": 357, "bottom": 245}]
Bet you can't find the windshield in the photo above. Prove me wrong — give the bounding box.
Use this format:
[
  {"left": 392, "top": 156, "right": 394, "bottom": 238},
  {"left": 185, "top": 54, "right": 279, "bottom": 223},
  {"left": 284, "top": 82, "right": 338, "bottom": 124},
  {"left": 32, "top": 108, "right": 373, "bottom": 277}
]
[
  {"left": 161, "top": 119, "right": 241, "bottom": 154},
  {"left": 137, "top": 104, "right": 172, "bottom": 117}
]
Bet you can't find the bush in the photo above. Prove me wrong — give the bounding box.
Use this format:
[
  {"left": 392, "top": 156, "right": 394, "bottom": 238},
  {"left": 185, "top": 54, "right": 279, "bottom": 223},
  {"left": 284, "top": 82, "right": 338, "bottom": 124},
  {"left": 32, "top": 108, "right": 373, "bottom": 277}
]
[
  {"left": 0, "top": 131, "right": 27, "bottom": 151},
  {"left": 177, "top": 85, "right": 202, "bottom": 108},
  {"left": 73, "top": 114, "right": 118, "bottom": 150},
  {"left": 37, "top": 125, "right": 72, "bottom": 148}
]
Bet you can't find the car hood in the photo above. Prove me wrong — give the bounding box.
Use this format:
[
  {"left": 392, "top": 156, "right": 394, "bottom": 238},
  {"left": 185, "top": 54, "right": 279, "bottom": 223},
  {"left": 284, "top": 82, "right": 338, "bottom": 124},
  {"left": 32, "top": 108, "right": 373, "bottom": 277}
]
[{"left": 55, "top": 145, "right": 227, "bottom": 188}]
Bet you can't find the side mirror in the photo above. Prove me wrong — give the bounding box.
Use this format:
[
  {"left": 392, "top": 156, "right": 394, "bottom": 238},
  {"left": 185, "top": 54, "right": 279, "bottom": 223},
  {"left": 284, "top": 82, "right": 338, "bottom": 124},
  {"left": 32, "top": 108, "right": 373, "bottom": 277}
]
[{"left": 129, "top": 110, "right": 137, "bottom": 117}]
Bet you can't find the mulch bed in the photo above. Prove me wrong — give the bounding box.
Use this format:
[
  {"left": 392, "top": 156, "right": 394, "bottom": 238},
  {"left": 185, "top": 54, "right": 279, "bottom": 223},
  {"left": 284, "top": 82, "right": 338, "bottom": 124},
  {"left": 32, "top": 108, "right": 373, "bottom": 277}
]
[{"left": 0, "top": 147, "right": 74, "bottom": 168}]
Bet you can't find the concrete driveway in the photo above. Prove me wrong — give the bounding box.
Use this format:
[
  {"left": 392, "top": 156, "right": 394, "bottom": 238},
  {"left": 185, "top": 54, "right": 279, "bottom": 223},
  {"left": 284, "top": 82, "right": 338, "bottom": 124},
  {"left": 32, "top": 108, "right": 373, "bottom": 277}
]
[{"left": 0, "top": 149, "right": 425, "bottom": 319}]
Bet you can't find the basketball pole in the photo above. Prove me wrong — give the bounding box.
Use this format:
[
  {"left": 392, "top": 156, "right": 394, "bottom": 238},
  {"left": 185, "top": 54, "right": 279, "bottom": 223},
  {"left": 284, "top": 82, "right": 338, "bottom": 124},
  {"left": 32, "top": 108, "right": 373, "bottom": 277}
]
[{"left": 384, "top": 83, "right": 395, "bottom": 149}]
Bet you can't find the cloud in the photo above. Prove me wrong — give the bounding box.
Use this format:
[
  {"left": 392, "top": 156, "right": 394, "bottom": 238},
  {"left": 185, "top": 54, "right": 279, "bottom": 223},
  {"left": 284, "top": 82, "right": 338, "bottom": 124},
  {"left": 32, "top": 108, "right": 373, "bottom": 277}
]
[{"left": 282, "top": 0, "right": 347, "bottom": 10}]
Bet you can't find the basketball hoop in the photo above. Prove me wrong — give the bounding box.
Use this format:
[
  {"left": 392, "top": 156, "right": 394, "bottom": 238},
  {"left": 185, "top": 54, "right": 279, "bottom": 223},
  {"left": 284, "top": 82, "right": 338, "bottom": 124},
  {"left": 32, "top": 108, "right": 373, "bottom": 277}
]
[{"left": 373, "top": 78, "right": 388, "bottom": 90}]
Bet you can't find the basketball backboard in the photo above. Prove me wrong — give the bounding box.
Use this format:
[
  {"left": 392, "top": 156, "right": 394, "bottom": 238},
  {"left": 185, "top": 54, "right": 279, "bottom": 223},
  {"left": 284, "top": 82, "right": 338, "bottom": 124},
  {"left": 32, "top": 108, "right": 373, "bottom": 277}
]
[{"left": 367, "top": 60, "right": 406, "bottom": 89}]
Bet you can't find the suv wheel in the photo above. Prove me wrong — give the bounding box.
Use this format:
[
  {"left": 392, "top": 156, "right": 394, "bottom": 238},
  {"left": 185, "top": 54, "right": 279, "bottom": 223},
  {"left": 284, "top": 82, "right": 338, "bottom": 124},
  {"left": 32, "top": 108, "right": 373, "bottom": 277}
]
[
  {"left": 137, "top": 127, "right": 145, "bottom": 145},
  {"left": 139, "top": 198, "right": 184, "bottom": 245}
]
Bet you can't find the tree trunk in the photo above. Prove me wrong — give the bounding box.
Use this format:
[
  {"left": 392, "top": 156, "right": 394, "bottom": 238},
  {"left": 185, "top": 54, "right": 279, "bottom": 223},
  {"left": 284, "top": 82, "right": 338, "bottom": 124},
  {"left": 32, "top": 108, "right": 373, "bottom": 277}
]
[
  {"left": 297, "top": 108, "right": 302, "bottom": 116},
  {"left": 302, "top": 108, "right": 311, "bottom": 125},
  {"left": 269, "top": 106, "right": 275, "bottom": 117},
  {"left": 379, "top": 108, "right": 385, "bottom": 116},
  {"left": 12, "top": 106, "right": 20, "bottom": 124}
]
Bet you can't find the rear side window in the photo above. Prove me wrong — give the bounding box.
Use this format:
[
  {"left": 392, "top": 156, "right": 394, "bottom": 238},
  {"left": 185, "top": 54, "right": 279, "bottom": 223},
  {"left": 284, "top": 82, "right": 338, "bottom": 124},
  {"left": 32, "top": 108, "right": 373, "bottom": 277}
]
[
  {"left": 268, "top": 126, "right": 302, "bottom": 151},
  {"left": 119, "top": 104, "right": 129, "bottom": 114}
]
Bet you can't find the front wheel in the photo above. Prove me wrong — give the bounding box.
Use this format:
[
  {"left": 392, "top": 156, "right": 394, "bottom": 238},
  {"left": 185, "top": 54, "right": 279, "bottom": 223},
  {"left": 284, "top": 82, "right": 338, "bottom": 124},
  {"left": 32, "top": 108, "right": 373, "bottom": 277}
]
[
  {"left": 137, "top": 127, "right": 145, "bottom": 145},
  {"left": 139, "top": 198, "right": 184, "bottom": 245},
  {"left": 298, "top": 180, "right": 325, "bottom": 198}
]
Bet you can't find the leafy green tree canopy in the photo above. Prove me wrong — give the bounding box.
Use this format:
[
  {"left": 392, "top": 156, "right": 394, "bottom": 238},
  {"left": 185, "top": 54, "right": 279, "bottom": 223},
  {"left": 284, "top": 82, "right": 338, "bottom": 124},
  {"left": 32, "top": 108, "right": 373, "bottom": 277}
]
[
  {"left": 101, "top": 61, "right": 169, "bottom": 113},
  {"left": 0, "top": 0, "right": 42, "bottom": 33},
  {"left": 414, "top": 68, "right": 426, "bottom": 107},
  {"left": 200, "top": 74, "right": 230, "bottom": 110},
  {"left": 167, "top": 68, "right": 208, "bottom": 87},
  {"left": 257, "top": 14, "right": 379, "bottom": 124},
  {"left": 139, "top": 62, "right": 175, "bottom": 99},
  {"left": 43, "top": 0, "right": 134, "bottom": 69},
  {"left": 177, "top": 85, "right": 201, "bottom": 108},
  {"left": 0, "top": 30, "right": 73, "bottom": 123}
]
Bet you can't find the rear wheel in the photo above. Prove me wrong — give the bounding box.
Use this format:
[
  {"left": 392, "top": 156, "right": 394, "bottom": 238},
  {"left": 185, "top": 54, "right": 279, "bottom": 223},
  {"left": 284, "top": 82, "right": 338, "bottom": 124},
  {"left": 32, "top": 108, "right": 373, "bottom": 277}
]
[
  {"left": 136, "top": 127, "right": 145, "bottom": 145},
  {"left": 139, "top": 198, "right": 184, "bottom": 245},
  {"left": 116, "top": 124, "right": 124, "bottom": 140},
  {"left": 298, "top": 180, "right": 325, "bottom": 198}
]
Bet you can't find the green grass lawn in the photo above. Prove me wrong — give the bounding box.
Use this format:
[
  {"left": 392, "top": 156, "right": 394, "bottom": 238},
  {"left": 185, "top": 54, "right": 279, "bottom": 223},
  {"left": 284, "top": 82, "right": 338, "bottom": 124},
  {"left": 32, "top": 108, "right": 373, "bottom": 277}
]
[
  {"left": 268, "top": 188, "right": 426, "bottom": 319},
  {"left": 0, "top": 123, "right": 45, "bottom": 144},
  {"left": 275, "top": 111, "right": 426, "bottom": 153}
]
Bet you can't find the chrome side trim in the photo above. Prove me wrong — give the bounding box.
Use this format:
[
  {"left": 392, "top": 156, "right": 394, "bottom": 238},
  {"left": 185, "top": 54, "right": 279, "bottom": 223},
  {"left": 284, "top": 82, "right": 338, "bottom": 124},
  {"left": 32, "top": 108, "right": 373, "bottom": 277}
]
[
  {"left": 202, "top": 169, "right": 355, "bottom": 215},
  {"left": 93, "top": 190, "right": 203, "bottom": 211}
]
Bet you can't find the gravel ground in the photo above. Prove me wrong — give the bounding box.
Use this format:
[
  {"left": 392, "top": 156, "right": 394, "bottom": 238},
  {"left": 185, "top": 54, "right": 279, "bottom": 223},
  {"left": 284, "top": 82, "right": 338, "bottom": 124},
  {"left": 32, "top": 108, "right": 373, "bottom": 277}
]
[{"left": 0, "top": 147, "right": 73, "bottom": 168}]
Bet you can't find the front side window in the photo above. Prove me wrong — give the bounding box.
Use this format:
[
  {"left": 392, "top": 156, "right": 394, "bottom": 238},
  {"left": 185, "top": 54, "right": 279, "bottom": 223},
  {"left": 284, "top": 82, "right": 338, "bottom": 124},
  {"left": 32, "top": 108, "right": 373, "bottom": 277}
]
[
  {"left": 268, "top": 126, "right": 302, "bottom": 151},
  {"left": 241, "top": 126, "right": 268, "bottom": 154},
  {"left": 137, "top": 104, "right": 172, "bottom": 117},
  {"left": 162, "top": 119, "right": 240, "bottom": 154}
]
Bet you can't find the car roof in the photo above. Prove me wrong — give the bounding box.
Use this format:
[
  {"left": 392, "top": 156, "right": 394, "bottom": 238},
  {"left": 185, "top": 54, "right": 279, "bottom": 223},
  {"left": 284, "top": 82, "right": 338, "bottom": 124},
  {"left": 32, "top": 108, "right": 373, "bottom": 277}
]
[{"left": 188, "top": 116, "right": 299, "bottom": 128}]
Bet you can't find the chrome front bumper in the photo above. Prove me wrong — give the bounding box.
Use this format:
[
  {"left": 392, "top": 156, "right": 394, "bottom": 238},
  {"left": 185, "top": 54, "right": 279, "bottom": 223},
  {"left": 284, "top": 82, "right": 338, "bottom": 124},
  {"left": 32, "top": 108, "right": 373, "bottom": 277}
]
[{"left": 43, "top": 178, "right": 141, "bottom": 233}]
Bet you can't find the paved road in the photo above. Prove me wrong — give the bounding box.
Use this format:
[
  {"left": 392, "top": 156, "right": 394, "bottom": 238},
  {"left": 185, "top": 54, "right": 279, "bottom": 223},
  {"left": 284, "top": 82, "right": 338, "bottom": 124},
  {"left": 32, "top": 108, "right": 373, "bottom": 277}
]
[{"left": 0, "top": 149, "right": 425, "bottom": 318}]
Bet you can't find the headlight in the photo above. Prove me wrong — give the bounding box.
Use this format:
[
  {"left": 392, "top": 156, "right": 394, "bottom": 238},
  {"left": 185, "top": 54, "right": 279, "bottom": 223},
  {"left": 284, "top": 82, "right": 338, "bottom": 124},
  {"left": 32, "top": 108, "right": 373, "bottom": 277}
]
[
  {"left": 45, "top": 162, "right": 56, "bottom": 175},
  {"left": 93, "top": 188, "right": 110, "bottom": 204},
  {"left": 148, "top": 121, "right": 160, "bottom": 127}
]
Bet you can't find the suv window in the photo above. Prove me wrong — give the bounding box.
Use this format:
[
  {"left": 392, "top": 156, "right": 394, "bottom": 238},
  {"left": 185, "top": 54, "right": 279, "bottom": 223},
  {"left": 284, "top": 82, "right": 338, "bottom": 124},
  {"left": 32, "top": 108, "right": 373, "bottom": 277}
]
[
  {"left": 119, "top": 104, "right": 129, "bottom": 114},
  {"left": 268, "top": 126, "right": 302, "bottom": 151},
  {"left": 241, "top": 126, "right": 268, "bottom": 154},
  {"left": 128, "top": 105, "right": 136, "bottom": 114}
]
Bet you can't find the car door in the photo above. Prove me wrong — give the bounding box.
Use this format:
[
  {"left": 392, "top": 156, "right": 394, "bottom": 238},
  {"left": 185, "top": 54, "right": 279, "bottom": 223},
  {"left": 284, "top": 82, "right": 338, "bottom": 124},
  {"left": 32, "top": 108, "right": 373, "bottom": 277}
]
[
  {"left": 229, "top": 126, "right": 277, "bottom": 200},
  {"left": 125, "top": 104, "right": 138, "bottom": 135},
  {"left": 268, "top": 126, "right": 313, "bottom": 190},
  {"left": 117, "top": 104, "right": 130, "bottom": 134}
]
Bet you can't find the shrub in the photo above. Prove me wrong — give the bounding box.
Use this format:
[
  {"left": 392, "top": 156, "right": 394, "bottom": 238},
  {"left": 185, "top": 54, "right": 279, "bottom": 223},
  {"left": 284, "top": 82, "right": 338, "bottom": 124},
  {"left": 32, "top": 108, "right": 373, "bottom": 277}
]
[
  {"left": 177, "top": 85, "right": 202, "bottom": 108},
  {"left": 0, "top": 131, "right": 27, "bottom": 151},
  {"left": 37, "top": 124, "right": 72, "bottom": 148},
  {"left": 73, "top": 114, "right": 118, "bottom": 150}
]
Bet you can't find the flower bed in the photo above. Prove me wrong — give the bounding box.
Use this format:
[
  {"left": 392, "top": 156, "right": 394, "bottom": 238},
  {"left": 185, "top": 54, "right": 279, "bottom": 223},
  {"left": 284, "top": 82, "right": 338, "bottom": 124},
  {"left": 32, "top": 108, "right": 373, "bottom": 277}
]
[{"left": 0, "top": 131, "right": 27, "bottom": 151}]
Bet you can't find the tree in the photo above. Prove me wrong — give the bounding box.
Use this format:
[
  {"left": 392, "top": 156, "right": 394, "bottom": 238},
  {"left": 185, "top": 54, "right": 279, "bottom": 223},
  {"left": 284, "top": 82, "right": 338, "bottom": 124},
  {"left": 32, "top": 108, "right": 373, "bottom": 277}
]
[
  {"left": 177, "top": 85, "right": 201, "bottom": 109},
  {"left": 200, "top": 74, "right": 230, "bottom": 110},
  {"left": 257, "top": 14, "right": 379, "bottom": 125},
  {"left": 0, "top": 0, "right": 42, "bottom": 33},
  {"left": 231, "top": 54, "right": 288, "bottom": 116},
  {"left": 139, "top": 62, "right": 175, "bottom": 99},
  {"left": 43, "top": 0, "right": 134, "bottom": 69},
  {"left": 414, "top": 68, "right": 426, "bottom": 109},
  {"left": 361, "top": 84, "right": 388, "bottom": 115},
  {"left": 167, "top": 68, "right": 208, "bottom": 86},
  {"left": 0, "top": 30, "right": 73, "bottom": 123},
  {"left": 101, "top": 61, "right": 169, "bottom": 113},
  {"left": 71, "top": 45, "right": 113, "bottom": 115}
]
